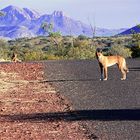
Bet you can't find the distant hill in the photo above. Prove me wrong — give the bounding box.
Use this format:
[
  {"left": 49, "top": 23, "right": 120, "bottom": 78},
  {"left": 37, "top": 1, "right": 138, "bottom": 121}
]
[
  {"left": 0, "top": 5, "right": 127, "bottom": 39},
  {"left": 118, "top": 25, "right": 140, "bottom": 35}
]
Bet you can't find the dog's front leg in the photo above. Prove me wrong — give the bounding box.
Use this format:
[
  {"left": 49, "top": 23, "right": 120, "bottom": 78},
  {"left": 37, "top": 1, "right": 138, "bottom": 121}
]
[
  {"left": 99, "top": 64, "right": 104, "bottom": 81},
  {"left": 103, "top": 66, "right": 108, "bottom": 80}
]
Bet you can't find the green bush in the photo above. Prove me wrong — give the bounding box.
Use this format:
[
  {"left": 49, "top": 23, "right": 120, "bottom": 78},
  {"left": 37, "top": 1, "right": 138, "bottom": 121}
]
[
  {"left": 68, "top": 45, "right": 96, "bottom": 59},
  {"left": 67, "top": 39, "right": 97, "bottom": 59},
  {"left": 78, "top": 35, "right": 88, "bottom": 40},
  {"left": 131, "top": 41, "right": 140, "bottom": 58},
  {"left": 107, "top": 45, "right": 132, "bottom": 58},
  {"left": 24, "top": 50, "right": 46, "bottom": 61},
  {"left": 46, "top": 54, "right": 61, "bottom": 60},
  {"left": 0, "top": 39, "right": 11, "bottom": 60},
  {"left": 131, "top": 33, "right": 140, "bottom": 58}
]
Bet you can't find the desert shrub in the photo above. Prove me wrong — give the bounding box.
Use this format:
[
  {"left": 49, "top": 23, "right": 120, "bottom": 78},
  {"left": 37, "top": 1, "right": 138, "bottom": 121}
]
[
  {"left": 78, "top": 35, "right": 88, "bottom": 40},
  {"left": 73, "top": 39, "right": 89, "bottom": 48},
  {"left": 106, "top": 45, "right": 132, "bottom": 58},
  {"left": 0, "top": 48, "right": 10, "bottom": 60},
  {"left": 0, "top": 39, "right": 7, "bottom": 47},
  {"left": 22, "top": 43, "right": 34, "bottom": 48},
  {"left": 24, "top": 50, "right": 46, "bottom": 61},
  {"left": 131, "top": 41, "right": 140, "bottom": 58},
  {"left": 46, "top": 54, "right": 61, "bottom": 60},
  {"left": 49, "top": 31, "right": 62, "bottom": 37},
  {"left": 68, "top": 45, "right": 97, "bottom": 59},
  {"left": 0, "top": 39, "right": 10, "bottom": 60},
  {"left": 130, "top": 33, "right": 140, "bottom": 58},
  {"left": 42, "top": 46, "right": 50, "bottom": 51}
]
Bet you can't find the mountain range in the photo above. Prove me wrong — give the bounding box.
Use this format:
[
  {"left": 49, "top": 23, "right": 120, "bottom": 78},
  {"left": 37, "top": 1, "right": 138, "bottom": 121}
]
[
  {"left": 0, "top": 5, "right": 127, "bottom": 39},
  {"left": 118, "top": 24, "right": 140, "bottom": 35}
]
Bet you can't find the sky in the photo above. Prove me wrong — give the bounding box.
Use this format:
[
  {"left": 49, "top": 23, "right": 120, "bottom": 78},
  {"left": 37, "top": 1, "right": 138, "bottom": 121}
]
[{"left": 0, "top": 0, "right": 140, "bottom": 29}]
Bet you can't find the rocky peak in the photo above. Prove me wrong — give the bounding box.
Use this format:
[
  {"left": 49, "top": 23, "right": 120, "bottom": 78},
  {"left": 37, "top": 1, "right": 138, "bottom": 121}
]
[
  {"left": 52, "top": 11, "right": 64, "bottom": 17},
  {"left": 23, "top": 8, "right": 40, "bottom": 19}
]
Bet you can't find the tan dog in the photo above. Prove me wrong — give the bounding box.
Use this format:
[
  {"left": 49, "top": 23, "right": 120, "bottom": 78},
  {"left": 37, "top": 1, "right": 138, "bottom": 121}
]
[
  {"left": 12, "top": 53, "right": 21, "bottom": 62},
  {"left": 96, "top": 49, "right": 129, "bottom": 81}
]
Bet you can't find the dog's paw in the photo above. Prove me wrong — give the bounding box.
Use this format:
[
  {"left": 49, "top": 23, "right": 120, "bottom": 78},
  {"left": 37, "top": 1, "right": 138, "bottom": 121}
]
[
  {"left": 121, "top": 78, "right": 126, "bottom": 80},
  {"left": 103, "top": 78, "right": 108, "bottom": 81}
]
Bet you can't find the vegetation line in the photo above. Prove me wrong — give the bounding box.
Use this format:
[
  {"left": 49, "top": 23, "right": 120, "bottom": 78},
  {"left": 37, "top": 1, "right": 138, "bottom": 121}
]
[{"left": 0, "top": 32, "right": 140, "bottom": 62}]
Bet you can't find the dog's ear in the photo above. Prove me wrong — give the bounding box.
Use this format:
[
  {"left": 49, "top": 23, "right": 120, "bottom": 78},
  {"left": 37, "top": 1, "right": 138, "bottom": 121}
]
[
  {"left": 96, "top": 48, "right": 102, "bottom": 53},
  {"left": 96, "top": 48, "right": 100, "bottom": 52},
  {"left": 96, "top": 48, "right": 101, "bottom": 59}
]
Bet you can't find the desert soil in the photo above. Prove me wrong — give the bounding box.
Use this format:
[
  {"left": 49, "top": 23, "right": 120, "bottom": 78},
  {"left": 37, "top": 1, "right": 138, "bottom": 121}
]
[{"left": 0, "top": 62, "right": 88, "bottom": 140}]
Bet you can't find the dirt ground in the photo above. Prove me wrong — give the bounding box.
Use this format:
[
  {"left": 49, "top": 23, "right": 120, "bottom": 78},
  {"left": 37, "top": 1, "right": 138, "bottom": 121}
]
[{"left": 0, "top": 62, "right": 88, "bottom": 140}]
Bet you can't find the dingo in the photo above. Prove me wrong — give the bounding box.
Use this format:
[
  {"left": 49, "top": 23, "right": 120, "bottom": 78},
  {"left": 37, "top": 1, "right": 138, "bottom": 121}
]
[
  {"left": 96, "top": 49, "right": 129, "bottom": 81},
  {"left": 12, "top": 53, "right": 21, "bottom": 62}
]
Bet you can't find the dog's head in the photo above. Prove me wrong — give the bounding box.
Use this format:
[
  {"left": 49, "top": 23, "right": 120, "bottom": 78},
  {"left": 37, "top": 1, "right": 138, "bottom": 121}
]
[{"left": 96, "top": 48, "right": 103, "bottom": 59}]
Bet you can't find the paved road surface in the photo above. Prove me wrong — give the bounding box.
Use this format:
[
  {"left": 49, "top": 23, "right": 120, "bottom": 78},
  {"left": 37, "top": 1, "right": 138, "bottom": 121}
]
[{"left": 44, "top": 59, "right": 140, "bottom": 140}]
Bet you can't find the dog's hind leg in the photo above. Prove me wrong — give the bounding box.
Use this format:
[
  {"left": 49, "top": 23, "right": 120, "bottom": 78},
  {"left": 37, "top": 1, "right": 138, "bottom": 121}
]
[
  {"left": 117, "top": 62, "right": 127, "bottom": 80},
  {"left": 120, "top": 68, "right": 126, "bottom": 80}
]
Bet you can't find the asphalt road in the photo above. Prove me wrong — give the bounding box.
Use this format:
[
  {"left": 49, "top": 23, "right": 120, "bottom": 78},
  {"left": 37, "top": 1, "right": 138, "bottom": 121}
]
[{"left": 44, "top": 59, "right": 140, "bottom": 140}]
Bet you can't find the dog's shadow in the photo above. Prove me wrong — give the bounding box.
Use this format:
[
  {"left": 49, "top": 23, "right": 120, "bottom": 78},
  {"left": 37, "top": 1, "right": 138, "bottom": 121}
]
[
  {"left": 1, "top": 109, "right": 140, "bottom": 122},
  {"left": 129, "top": 67, "right": 140, "bottom": 71}
]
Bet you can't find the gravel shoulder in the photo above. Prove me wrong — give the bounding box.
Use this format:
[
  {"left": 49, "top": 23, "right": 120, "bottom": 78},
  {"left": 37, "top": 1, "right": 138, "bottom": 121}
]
[{"left": 0, "top": 62, "right": 88, "bottom": 140}]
